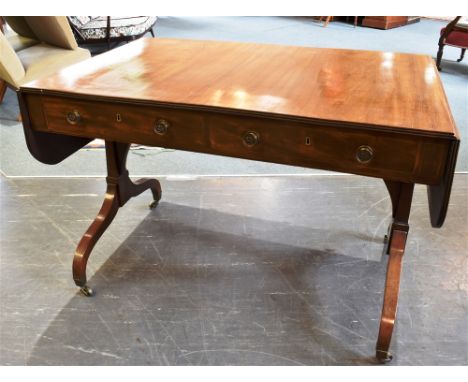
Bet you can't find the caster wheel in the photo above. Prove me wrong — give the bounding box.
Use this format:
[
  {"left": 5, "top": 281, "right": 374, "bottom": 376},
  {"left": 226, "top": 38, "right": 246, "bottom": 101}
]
[
  {"left": 80, "top": 286, "right": 94, "bottom": 297},
  {"left": 376, "top": 350, "right": 393, "bottom": 363},
  {"left": 149, "top": 200, "right": 159, "bottom": 209},
  {"left": 383, "top": 234, "right": 388, "bottom": 244}
]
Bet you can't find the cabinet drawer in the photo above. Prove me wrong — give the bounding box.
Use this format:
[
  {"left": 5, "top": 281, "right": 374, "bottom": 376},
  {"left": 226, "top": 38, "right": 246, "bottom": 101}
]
[{"left": 41, "top": 96, "right": 207, "bottom": 150}]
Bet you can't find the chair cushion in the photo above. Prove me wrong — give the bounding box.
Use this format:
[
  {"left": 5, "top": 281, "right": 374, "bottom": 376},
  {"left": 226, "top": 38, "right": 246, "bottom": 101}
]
[
  {"left": 74, "top": 16, "right": 156, "bottom": 40},
  {"left": 0, "top": 31, "right": 26, "bottom": 87},
  {"left": 4, "top": 16, "right": 37, "bottom": 39},
  {"left": 25, "top": 16, "right": 78, "bottom": 50},
  {"left": 17, "top": 43, "right": 90, "bottom": 85},
  {"left": 7, "top": 33, "right": 39, "bottom": 52},
  {"left": 441, "top": 27, "right": 468, "bottom": 48}
]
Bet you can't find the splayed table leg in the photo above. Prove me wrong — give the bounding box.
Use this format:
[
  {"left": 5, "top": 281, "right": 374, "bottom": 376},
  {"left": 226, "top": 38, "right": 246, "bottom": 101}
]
[
  {"left": 73, "top": 141, "right": 161, "bottom": 295},
  {"left": 376, "top": 181, "right": 414, "bottom": 361}
]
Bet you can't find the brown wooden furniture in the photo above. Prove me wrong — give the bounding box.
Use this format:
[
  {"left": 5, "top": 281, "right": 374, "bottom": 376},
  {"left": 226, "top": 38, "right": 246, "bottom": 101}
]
[
  {"left": 17, "top": 38, "right": 459, "bottom": 363},
  {"left": 319, "top": 16, "right": 358, "bottom": 27},
  {"left": 362, "top": 16, "right": 410, "bottom": 29},
  {"left": 436, "top": 16, "right": 468, "bottom": 71},
  {"left": 319, "top": 16, "right": 333, "bottom": 27}
]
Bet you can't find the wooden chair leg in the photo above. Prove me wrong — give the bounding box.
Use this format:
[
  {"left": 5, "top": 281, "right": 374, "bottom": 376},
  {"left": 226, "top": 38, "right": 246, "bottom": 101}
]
[
  {"left": 436, "top": 43, "right": 445, "bottom": 71},
  {"left": 377, "top": 181, "right": 414, "bottom": 362},
  {"left": 73, "top": 141, "right": 162, "bottom": 296},
  {"left": 457, "top": 48, "right": 466, "bottom": 62},
  {"left": 106, "top": 16, "right": 111, "bottom": 51},
  {"left": 0, "top": 80, "right": 7, "bottom": 104},
  {"left": 323, "top": 16, "right": 332, "bottom": 27}
]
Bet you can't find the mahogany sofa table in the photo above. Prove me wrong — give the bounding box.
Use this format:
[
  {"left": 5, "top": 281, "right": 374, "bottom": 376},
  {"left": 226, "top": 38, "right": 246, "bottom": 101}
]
[{"left": 17, "top": 38, "right": 459, "bottom": 362}]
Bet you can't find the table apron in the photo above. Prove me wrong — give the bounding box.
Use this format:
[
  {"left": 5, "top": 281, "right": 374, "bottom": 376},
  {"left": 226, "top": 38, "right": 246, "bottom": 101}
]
[{"left": 26, "top": 93, "right": 453, "bottom": 185}]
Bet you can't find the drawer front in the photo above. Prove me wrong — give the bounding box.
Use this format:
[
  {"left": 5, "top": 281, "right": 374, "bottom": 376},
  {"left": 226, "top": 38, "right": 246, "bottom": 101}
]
[
  {"left": 41, "top": 96, "right": 208, "bottom": 151},
  {"left": 40, "top": 95, "right": 449, "bottom": 184},
  {"left": 206, "top": 114, "right": 449, "bottom": 185}
]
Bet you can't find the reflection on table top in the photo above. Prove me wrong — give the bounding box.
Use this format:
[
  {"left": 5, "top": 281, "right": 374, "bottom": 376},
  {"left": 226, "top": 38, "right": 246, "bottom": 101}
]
[{"left": 23, "top": 38, "right": 458, "bottom": 136}]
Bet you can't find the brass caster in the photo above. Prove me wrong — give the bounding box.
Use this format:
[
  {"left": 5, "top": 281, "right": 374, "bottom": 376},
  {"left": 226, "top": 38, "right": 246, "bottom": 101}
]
[
  {"left": 80, "top": 286, "right": 94, "bottom": 297},
  {"left": 376, "top": 350, "right": 393, "bottom": 363},
  {"left": 149, "top": 200, "right": 159, "bottom": 209}
]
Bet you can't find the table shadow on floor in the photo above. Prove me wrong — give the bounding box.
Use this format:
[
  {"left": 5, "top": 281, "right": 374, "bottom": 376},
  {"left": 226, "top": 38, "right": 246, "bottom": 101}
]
[{"left": 26, "top": 201, "right": 391, "bottom": 365}]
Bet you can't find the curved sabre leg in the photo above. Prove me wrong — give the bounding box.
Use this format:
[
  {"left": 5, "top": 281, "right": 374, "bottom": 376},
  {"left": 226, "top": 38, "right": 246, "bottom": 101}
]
[
  {"left": 377, "top": 181, "right": 414, "bottom": 362},
  {"left": 73, "top": 184, "right": 120, "bottom": 294},
  {"left": 376, "top": 229, "right": 408, "bottom": 362},
  {"left": 125, "top": 177, "right": 162, "bottom": 209},
  {"left": 73, "top": 141, "right": 162, "bottom": 295}
]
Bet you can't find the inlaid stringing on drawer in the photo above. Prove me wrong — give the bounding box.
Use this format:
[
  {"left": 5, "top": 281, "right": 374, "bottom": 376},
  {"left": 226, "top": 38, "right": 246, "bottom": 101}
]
[
  {"left": 206, "top": 113, "right": 449, "bottom": 185},
  {"left": 40, "top": 95, "right": 449, "bottom": 185},
  {"left": 41, "top": 96, "right": 208, "bottom": 151}
]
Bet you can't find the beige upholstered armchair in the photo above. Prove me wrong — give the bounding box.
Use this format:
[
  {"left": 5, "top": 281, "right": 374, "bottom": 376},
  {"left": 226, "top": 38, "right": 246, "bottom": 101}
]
[{"left": 0, "top": 16, "right": 90, "bottom": 104}]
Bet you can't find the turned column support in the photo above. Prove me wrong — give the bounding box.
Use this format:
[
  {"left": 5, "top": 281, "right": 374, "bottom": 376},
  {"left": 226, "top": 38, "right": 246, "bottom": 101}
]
[{"left": 72, "top": 141, "right": 161, "bottom": 295}]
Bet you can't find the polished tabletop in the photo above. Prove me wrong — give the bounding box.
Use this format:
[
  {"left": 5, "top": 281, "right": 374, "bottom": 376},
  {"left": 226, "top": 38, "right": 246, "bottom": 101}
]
[{"left": 23, "top": 38, "right": 458, "bottom": 136}]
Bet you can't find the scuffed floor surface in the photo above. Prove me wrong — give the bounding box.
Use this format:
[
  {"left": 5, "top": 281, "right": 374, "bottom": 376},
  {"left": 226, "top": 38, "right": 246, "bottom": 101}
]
[{"left": 0, "top": 174, "right": 467, "bottom": 365}]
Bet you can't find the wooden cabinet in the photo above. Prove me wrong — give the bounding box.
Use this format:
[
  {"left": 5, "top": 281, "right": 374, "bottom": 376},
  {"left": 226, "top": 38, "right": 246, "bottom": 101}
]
[{"left": 362, "top": 16, "right": 410, "bottom": 29}]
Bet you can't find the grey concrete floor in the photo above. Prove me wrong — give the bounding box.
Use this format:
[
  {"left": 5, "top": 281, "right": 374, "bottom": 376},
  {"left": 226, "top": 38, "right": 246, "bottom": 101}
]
[{"left": 1, "top": 174, "right": 467, "bottom": 365}]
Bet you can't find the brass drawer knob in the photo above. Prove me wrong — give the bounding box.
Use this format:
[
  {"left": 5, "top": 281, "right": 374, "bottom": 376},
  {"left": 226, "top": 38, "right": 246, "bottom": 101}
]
[
  {"left": 154, "top": 119, "right": 170, "bottom": 135},
  {"left": 356, "top": 145, "right": 374, "bottom": 164},
  {"left": 243, "top": 131, "right": 260, "bottom": 147},
  {"left": 66, "top": 110, "right": 81, "bottom": 125}
]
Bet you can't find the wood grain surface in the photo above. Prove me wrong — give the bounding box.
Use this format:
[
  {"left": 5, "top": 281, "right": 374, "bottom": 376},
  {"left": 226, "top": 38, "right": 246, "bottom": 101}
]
[{"left": 22, "top": 38, "right": 458, "bottom": 137}]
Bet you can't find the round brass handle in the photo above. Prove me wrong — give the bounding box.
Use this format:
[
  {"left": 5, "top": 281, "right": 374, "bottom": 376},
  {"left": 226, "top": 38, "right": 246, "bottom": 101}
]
[
  {"left": 356, "top": 145, "right": 374, "bottom": 164},
  {"left": 242, "top": 131, "right": 260, "bottom": 147},
  {"left": 154, "top": 119, "right": 170, "bottom": 135},
  {"left": 66, "top": 110, "right": 81, "bottom": 125}
]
